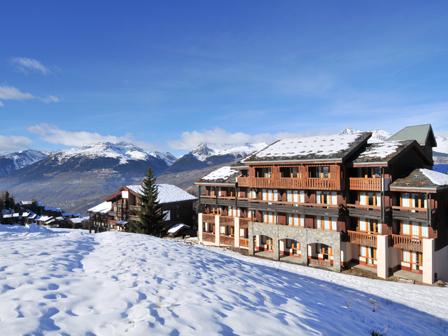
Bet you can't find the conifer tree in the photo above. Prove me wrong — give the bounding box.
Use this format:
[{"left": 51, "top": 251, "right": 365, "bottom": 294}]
[{"left": 138, "top": 168, "right": 165, "bottom": 236}]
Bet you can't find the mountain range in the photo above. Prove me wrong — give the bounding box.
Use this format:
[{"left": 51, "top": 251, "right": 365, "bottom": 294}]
[{"left": 0, "top": 128, "right": 447, "bottom": 213}]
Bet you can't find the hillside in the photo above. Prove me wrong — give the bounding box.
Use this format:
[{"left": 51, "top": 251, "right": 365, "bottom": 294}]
[{"left": 1, "top": 225, "right": 447, "bottom": 335}]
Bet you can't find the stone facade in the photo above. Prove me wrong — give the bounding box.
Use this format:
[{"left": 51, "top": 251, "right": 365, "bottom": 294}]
[{"left": 248, "top": 222, "right": 342, "bottom": 271}]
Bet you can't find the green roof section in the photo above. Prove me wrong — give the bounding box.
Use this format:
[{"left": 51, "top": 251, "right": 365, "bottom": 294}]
[{"left": 388, "top": 124, "right": 437, "bottom": 147}]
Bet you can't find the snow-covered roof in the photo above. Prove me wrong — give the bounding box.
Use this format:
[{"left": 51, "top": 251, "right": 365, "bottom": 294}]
[
  {"left": 243, "top": 132, "right": 370, "bottom": 162},
  {"left": 168, "top": 223, "right": 190, "bottom": 234},
  {"left": 391, "top": 168, "right": 448, "bottom": 191},
  {"left": 420, "top": 169, "right": 448, "bottom": 186},
  {"left": 70, "top": 216, "right": 90, "bottom": 224},
  {"left": 354, "top": 140, "right": 412, "bottom": 164},
  {"left": 126, "top": 184, "right": 196, "bottom": 204},
  {"left": 88, "top": 201, "right": 112, "bottom": 214},
  {"left": 199, "top": 166, "right": 239, "bottom": 184}
]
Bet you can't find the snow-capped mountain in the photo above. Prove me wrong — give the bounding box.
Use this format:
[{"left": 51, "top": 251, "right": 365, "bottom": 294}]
[
  {"left": 0, "top": 142, "right": 170, "bottom": 213},
  {"left": 56, "top": 142, "right": 152, "bottom": 165},
  {"left": 166, "top": 142, "right": 267, "bottom": 173},
  {"left": 339, "top": 128, "right": 390, "bottom": 144},
  {"left": 0, "top": 150, "right": 47, "bottom": 177},
  {"left": 191, "top": 142, "right": 268, "bottom": 162},
  {"left": 150, "top": 151, "right": 177, "bottom": 166}
]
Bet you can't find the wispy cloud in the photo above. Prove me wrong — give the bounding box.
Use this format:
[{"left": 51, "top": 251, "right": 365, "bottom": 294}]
[
  {"left": 11, "top": 57, "right": 50, "bottom": 75},
  {"left": 169, "top": 128, "right": 297, "bottom": 151},
  {"left": 27, "top": 123, "right": 154, "bottom": 149},
  {"left": 0, "top": 86, "right": 35, "bottom": 101},
  {"left": 0, "top": 85, "right": 59, "bottom": 107},
  {"left": 0, "top": 135, "right": 32, "bottom": 153}
]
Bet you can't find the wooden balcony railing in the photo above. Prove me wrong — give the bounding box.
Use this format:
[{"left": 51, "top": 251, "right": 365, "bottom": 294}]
[
  {"left": 237, "top": 176, "right": 340, "bottom": 190},
  {"left": 202, "top": 232, "right": 215, "bottom": 242},
  {"left": 219, "top": 216, "right": 235, "bottom": 225},
  {"left": 240, "top": 217, "right": 251, "bottom": 228},
  {"left": 349, "top": 178, "right": 382, "bottom": 191},
  {"left": 308, "top": 258, "right": 333, "bottom": 267},
  {"left": 202, "top": 214, "right": 216, "bottom": 223},
  {"left": 347, "top": 230, "right": 377, "bottom": 247},
  {"left": 347, "top": 204, "right": 381, "bottom": 211},
  {"left": 392, "top": 234, "right": 422, "bottom": 252},
  {"left": 219, "top": 235, "right": 234, "bottom": 246},
  {"left": 392, "top": 206, "right": 427, "bottom": 213},
  {"left": 239, "top": 238, "right": 249, "bottom": 248}
]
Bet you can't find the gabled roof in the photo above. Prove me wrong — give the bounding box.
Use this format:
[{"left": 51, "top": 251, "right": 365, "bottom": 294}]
[
  {"left": 388, "top": 124, "right": 437, "bottom": 147},
  {"left": 242, "top": 132, "right": 371, "bottom": 163},
  {"left": 124, "top": 184, "right": 196, "bottom": 204},
  {"left": 390, "top": 169, "right": 448, "bottom": 192},
  {"left": 196, "top": 166, "right": 239, "bottom": 185}
]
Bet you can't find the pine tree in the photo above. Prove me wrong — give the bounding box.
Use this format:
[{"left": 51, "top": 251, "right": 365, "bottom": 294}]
[{"left": 138, "top": 168, "right": 165, "bottom": 236}]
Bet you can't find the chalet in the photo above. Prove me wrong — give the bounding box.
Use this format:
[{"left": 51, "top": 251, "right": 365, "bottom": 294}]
[
  {"left": 196, "top": 124, "right": 448, "bottom": 284},
  {"left": 90, "top": 184, "right": 196, "bottom": 232}
]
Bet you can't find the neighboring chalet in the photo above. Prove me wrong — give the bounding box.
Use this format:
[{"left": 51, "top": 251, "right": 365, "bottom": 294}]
[
  {"left": 196, "top": 124, "right": 448, "bottom": 284},
  {"left": 89, "top": 184, "right": 196, "bottom": 232}
]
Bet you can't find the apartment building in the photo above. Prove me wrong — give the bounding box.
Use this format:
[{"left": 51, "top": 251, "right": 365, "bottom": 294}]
[{"left": 196, "top": 124, "right": 448, "bottom": 284}]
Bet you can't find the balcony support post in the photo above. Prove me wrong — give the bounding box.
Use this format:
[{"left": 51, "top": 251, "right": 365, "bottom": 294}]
[
  {"left": 215, "top": 215, "right": 220, "bottom": 246},
  {"left": 234, "top": 217, "right": 240, "bottom": 248},
  {"left": 198, "top": 213, "right": 203, "bottom": 243},
  {"left": 423, "top": 238, "right": 435, "bottom": 284},
  {"left": 376, "top": 234, "right": 389, "bottom": 279}
]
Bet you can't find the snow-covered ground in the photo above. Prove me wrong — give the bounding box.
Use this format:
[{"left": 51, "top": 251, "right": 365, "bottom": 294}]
[{"left": 0, "top": 225, "right": 447, "bottom": 336}]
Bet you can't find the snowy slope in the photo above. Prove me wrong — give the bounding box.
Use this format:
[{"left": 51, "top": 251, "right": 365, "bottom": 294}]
[{"left": 0, "top": 225, "right": 447, "bottom": 336}]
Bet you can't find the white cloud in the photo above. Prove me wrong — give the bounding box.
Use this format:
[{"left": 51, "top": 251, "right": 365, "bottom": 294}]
[
  {"left": 169, "top": 128, "right": 296, "bottom": 151},
  {"left": 41, "top": 95, "right": 60, "bottom": 104},
  {"left": 0, "top": 85, "right": 59, "bottom": 107},
  {"left": 0, "top": 135, "right": 32, "bottom": 153},
  {"left": 11, "top": 57, "right": 50, "bottom": 75},
  {"left": 27, "top": 123, "right": 154, "bottom": 149},
  {"left": 0, "top": 86, "right": 35, "bottom": 101}
]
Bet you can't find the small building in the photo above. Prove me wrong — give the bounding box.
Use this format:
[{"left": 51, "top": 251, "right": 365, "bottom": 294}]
[
  {"left": 88, "top": 201, "right": 113, "bottom": 232},
  {"left": 90, "top": 184, "right": 196, "bottom": 232}
]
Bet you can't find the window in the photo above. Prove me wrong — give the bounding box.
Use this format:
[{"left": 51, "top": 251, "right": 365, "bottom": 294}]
[
  {"left": 401, "top": 221, "right": 429, "bottom": 238},
  {"left": 163, "top": 210, "right": 171, "bottom": 221},
  {"left": 255, "top": 167, "right": 272, "bottom": 178},
  {"left": 360, "top": 167, "right": 381, "bottom": 178},
  {"left": 316, "top": 217, "right": 337, "bottom": 231},
  {"left": 359, "top": 192, "right": 381, "bottom": 207},
  {"left": 308, "top": 166, "right": 330, "bottom": 178},
  {"left": 280, "top": 167, "right": 300, "bottom": 178},
  {"left": 358, "top": 219, "right": 378, "bottom": 233},
  {"left": 317, "top": 191, "right": 336, "bottom": 205}
]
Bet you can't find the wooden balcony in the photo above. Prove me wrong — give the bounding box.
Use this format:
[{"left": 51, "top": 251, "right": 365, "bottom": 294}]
[
  {"left": 349, "top": 178, "right": 382, "bottom": 191},
  {"left": 392, "top": 234, "right": 422, "bottom": 252},
  {"left": 239, "top": 238, "right": 249, "bottom": 248},
  {"left": 239, "top": 218, "right": 250, "bottom": 227},
  {"left": 202, "top": 232, "right": 215, "bottom": 242},
  {"left": 219, "top": 216, "right": 235, "bottom": 225},
  {"left": 308, "top": 258, "right": 333, "bottom": 267},
  {"left": 237, "top": 176, "right": 340, "bottom": 190},
  {"left": 392, "top": 206, "right": 433, "bottom": 222},
  {"left": 347, "top": 204, "right": 383, "bottom": 220},
  {"left": 347, "top": 230, "right": 377, "bottom": 247},
  {"left": 219, "top": 235, "right": 234, "bottom": 246},
  {"left": 202, "top": 214, "right": 216, "bottom": 223}
]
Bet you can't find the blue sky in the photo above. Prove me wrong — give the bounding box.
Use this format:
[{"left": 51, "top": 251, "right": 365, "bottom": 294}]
[{"left": 1, "top": 1, "right": 448, "bottom": 155}]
